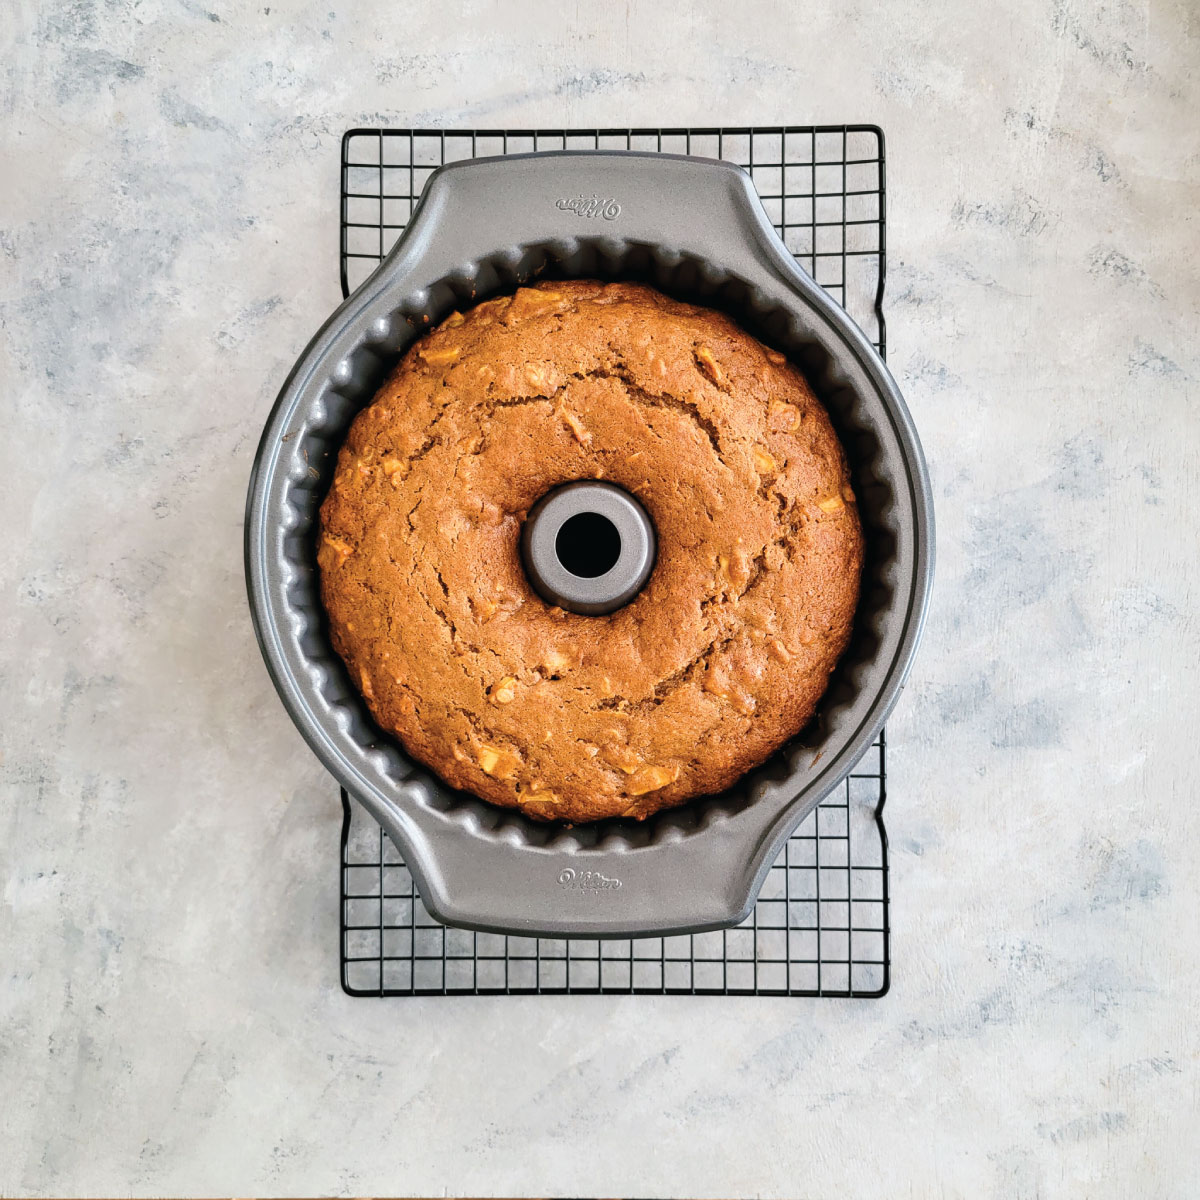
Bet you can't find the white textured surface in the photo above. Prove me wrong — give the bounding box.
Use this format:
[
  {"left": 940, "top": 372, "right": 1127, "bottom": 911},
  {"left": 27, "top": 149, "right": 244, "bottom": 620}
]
[{"left": 2, "top": 1, "right": 1199, "bottom": 1196}]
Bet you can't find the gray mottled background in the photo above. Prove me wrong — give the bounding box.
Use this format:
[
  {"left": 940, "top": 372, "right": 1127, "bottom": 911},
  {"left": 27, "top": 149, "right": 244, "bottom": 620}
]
[{"left": 2, "top": 1, "right": 1198, "bottom": 1196}]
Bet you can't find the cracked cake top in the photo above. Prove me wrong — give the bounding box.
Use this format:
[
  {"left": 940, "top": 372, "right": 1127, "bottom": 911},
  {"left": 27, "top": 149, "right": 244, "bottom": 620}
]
[{"left": 317, "top": 280, "right": 863, "bottom": 822}]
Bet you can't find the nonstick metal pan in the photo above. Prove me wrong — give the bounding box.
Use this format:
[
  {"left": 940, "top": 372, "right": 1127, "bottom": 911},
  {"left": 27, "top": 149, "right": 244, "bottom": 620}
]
[{"left": 246, "top": 151, "right": 934, "bottom": 937}]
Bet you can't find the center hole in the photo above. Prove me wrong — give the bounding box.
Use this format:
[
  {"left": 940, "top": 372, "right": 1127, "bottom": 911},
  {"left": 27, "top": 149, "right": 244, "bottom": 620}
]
[{"left": 555, "top": 511, "right": 622, "bottom": 578}]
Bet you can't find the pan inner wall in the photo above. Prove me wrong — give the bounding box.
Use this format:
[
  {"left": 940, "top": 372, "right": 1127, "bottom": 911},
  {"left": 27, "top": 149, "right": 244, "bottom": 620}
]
[{"left": 281, "top": 241, "right": 899, "bottom": 852}]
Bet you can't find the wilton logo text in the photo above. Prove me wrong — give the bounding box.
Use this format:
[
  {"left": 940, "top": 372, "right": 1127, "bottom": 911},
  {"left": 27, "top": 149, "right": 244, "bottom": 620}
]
[
  {"left": 555, "top": 195, "right": 622, "bottom": 220},
  {"left": 558, "top": 867, "right": 622, "bottom": 891}
]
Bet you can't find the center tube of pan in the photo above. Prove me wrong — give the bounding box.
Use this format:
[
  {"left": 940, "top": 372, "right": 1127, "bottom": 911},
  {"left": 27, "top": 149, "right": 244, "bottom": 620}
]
[{"left": 521, "top": 481, "right": 656, "bottom": 615}]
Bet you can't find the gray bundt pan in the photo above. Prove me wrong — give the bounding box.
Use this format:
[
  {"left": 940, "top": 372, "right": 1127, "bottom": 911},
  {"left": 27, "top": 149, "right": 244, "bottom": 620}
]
[{"left": 246, "top": 151, "right": 934, "bottom": 938}]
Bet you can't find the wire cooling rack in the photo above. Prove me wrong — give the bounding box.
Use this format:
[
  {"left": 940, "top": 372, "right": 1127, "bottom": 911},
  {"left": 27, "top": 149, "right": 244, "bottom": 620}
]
[{"left": 337, "top": 126, "right": 890, "bottom": 997}]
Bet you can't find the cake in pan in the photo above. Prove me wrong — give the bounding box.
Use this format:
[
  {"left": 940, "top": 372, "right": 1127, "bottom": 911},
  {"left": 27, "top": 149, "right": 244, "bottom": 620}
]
[{"left": 318, "top": 281, "right": 862, "bottom": 821}]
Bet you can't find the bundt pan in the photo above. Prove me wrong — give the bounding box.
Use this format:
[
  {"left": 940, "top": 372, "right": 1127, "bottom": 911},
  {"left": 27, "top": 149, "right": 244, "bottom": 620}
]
[{"left": 246, "top": 151, "right": 934, "bottom": 938}]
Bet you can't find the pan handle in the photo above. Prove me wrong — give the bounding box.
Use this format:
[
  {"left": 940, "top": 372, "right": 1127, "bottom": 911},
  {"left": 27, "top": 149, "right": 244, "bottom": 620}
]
[
  {"left": 365, "top": 780, "right": 806, "bottom": 940},
  {"left": 369, "top": 150, "right": 817, "bottom": 303}
]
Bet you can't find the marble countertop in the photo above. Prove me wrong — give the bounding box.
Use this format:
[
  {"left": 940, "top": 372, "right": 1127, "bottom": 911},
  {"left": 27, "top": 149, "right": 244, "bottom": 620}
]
[{"left": 3, "top": 1, "right": 1198, "bottom": 1196}]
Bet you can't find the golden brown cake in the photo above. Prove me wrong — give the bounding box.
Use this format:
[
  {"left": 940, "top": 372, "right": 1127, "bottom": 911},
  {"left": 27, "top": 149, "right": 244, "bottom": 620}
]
[{"left": 318, "top": 281, "right": 863, "bottom": 822}]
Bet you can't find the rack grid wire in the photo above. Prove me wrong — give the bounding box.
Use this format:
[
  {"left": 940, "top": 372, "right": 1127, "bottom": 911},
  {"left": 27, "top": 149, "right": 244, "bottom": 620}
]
[{"left": 338, "top": 125, "right": 890, "bottom": 998}]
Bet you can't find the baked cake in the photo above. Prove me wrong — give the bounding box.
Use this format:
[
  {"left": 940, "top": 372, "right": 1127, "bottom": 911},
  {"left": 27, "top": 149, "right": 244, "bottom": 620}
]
[{"left": 318, "top": 281, "right": 863, "bottom": 821}]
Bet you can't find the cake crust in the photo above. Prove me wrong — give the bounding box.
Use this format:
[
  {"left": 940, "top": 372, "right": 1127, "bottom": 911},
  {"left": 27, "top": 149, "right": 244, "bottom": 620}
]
[{"left": 318, "top": 281, "right": 863, "bottom": 822}]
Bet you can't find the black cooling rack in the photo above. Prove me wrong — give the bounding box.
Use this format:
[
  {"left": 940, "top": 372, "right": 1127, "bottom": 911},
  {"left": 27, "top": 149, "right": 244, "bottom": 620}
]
[{"left": 337, "top": 125, "right": 890, "bottom": 997}]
